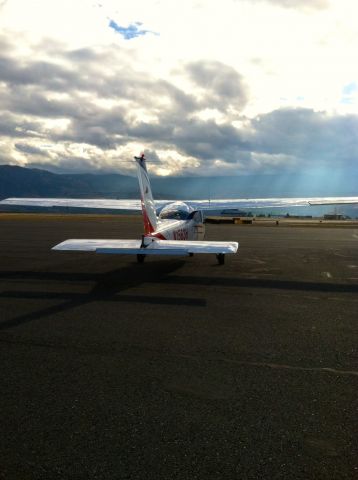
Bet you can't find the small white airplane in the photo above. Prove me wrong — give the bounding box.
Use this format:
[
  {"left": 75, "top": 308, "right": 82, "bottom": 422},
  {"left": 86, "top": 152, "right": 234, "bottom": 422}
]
[
  {"left": 1, "top": 154, "right": 239, "bottom": 264},
  {"left": 1, "top": 154, "right": 358, "bottom": 264}
]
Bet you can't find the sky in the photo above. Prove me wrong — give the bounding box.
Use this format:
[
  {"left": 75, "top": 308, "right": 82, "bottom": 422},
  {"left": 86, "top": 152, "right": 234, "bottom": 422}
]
[{"left": 0, "top": 0, "right": 358, "bottom": 178}]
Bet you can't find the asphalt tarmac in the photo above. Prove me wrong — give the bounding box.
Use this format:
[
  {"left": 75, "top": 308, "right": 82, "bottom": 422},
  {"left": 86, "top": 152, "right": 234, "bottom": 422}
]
[{"left": 0, "top": 214, "right": 357, "bottom": 479}]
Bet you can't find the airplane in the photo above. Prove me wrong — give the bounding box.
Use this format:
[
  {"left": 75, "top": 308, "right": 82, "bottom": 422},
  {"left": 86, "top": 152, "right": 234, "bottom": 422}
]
[
  {"left": 1, "top": 154, "right": 358, "bottom": 264},
  {"left": 0, "top": 154, "right": 239, "bottom": 264}
]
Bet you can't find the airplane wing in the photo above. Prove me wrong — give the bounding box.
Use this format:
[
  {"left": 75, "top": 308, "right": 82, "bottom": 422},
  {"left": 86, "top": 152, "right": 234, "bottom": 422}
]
[
  {"left": 52, "top": 238, "right": 238, "bottom": 255},
  {"left": 184, "top": 197, "right": 358, "bottom": 209},
  {"left": 0, "top": 198, "right": 143, "bottom": 210},
  {"left": 1, "top": 196, "right": 358, "bottom": 211},
  {"left": 308, "top": 197, "right": 358, "bottom": 206}
]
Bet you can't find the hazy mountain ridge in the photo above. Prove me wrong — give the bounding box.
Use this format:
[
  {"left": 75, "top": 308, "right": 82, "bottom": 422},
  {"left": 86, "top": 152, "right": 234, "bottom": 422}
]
[
  {"left": 0, "top": 165, "right": 138, "bottom": 199},
  {"left": 0, "top": 164, "right": 357, "bottom": 200}
]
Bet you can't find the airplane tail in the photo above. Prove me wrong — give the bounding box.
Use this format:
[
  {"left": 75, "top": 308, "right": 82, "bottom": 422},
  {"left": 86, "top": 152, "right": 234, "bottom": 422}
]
[{"left": 135, "top": 154, "right": 158, "bottom": 234}]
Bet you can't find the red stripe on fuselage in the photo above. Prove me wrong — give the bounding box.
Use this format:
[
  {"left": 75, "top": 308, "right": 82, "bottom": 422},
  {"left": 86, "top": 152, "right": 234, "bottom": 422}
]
[{"left": 151, "top": 232, "right": 166, "bottom": 240}]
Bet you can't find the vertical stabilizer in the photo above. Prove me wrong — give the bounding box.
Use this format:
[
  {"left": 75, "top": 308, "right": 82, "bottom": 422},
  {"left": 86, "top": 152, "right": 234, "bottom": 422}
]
[{"left": 135, "top": 154, "right": 158, "bottom": 234}]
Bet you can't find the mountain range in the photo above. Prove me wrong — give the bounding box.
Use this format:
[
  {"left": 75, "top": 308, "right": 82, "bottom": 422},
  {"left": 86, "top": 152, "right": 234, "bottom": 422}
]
[{"left": 1, "top": 164, "right": 358, "bottom": 201}]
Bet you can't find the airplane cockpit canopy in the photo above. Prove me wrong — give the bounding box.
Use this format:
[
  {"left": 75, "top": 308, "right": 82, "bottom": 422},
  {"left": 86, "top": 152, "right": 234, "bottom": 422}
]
[{"left": 158, "top": 202, "right": 194, "bottom": 220}]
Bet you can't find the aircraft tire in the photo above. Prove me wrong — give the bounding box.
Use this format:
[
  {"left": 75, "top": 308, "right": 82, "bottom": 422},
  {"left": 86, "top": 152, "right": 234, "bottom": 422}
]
[
  {"left": 137, "top": 254, "right": 146, "bottom": 263},
  {"left": 216, "top": 253, "right": 225, "bottom": 265},
  {"left": 189, "top": 253, "right": 194, "bottom": 257}
]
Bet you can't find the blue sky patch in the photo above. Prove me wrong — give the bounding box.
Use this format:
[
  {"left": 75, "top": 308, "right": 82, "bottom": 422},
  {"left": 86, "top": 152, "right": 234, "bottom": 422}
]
[
  {"left": 340, "top": 82, "right": 357, "bottom": 104},
  {"left": 109, "top": 20, "right": 156, "bottom": 39},
  {"left": 342, "top": 82, "right": 357, "bottom": 95}
]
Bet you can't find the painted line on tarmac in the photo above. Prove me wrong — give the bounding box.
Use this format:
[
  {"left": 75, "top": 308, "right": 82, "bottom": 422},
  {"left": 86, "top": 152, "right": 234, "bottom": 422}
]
[{"left": 177, "top": 354, "right": 358, "bottom": 378}]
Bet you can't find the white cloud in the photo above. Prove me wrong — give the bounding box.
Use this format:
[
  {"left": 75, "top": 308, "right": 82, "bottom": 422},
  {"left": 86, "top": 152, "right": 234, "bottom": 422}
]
[{"left": 0, "top": 0, "right": 357, "bottom": 175}]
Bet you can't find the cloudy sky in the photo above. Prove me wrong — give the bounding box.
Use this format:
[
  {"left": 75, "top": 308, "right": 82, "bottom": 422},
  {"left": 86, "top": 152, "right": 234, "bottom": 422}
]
[{"left": 0, "top": 0, "right": 358, "bottom": 177}]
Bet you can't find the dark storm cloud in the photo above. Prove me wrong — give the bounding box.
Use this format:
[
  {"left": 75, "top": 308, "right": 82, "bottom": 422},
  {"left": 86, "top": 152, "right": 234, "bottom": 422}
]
[
  {"left": 99, "top": 73, "right": 198, "bottom": 115},
  {"left": 0, "top": 87, "right": 82, "bottom": 119},
  {"left": 28, "top": 154, "right": 107, "bottom": 174},
  {"left": 66, "top": 47, "right": 109, "bottom": 62},
  {"left": 0, "top": 39, "right": 199, "bottom": 152},
  {"left": 0, "top": 41, "right": 197, "bottom": 118},
  {"left": 0, "top": 81, "right": 129, "bottom": 149},
  {"left": 0, "top": 113, "right": 44, "bottom": 138},
  {"left": 14, "top": 142, "right": 49, "bottom": 156},
  {"left": 128, "top": 116, "right": 250, "bottom": 164},
  {"left": 248, "top": 108, "right": 358, "bottom": 167},
  {"left": 128, "top": 107, "right": 358, "bottom": 172},
  {"left": 54, "top": 124, "right": 120, "bottom": 150},
  {"left": 170, "top": 119, "right": 249, "bottom": 160},
  {"left": 131, "top": 107, "right": 358, "bottom": 172},
  {"left": 0, "top": 36, "right": 196, "bottom": 113},
  {"left": 127, "top": 122, "right": 174, "bottom": 143},
  {"left": 0, "top": 39, "right": 127, "bottom": 96},
  {"left": 0, "top": 33, "right": 197, "bottom": 151},
  {"left": 48, "top": 105, "right": 131, "bottom": 149},
  {"left": 1, "top": 32, "right": 357, "bottom": 175},
  {"left": 186, "top": 60, "right": 248, "bottom": 110},
  {"left": 0, "top": 55, "right": 79, "bottom": 91}
]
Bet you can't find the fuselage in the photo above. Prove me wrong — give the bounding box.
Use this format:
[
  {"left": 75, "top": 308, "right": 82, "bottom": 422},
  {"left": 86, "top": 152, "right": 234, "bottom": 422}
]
[{"left": 145, "top": 201, "right": 205, "bottom": 241}]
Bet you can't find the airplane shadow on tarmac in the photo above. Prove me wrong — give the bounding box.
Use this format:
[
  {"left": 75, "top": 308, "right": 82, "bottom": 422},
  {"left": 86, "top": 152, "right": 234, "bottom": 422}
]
[
  {"left": 0, "top": 260, "right": 358, "bottom": 330},
  {"left": 0, "top": 260, "right": 205, "bottom": 330},
  {"left": 164, "top": 275, "right": 358, "bottom": 293}
]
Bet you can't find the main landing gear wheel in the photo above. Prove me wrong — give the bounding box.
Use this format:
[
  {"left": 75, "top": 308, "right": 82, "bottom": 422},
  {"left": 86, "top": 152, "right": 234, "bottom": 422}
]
[
  {"left": 137, "top": 254, "right": 146, "bottom": 263},
  {"left": 189, "top": 253, "right": 194, "bottom": 257},
  {"left": 216, "top": 253, "right": 225, "bottom": 265}
]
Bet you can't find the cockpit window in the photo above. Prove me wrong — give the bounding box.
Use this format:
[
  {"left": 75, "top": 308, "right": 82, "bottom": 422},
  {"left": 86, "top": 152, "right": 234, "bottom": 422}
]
[
  {"left": 158, "top": 202, "right": 192, "bottom": 220},
  {"left": 159, "top": 209, "right": 189, "bottom": 220}
]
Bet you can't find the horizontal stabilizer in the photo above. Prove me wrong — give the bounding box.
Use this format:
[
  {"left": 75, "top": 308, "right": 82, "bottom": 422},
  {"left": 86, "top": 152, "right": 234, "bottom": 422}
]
[
  {"left": 52, "top": 238, "right": 238, "bottom": 255},
  {"left": 52, "top": 239, "right": 142, "bottom": 251},
  {"left": 147, "top": 239, "right": 238, "bottom": 254}
]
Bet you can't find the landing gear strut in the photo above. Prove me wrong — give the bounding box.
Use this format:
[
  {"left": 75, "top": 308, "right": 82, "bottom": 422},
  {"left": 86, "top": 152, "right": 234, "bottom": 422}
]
[{"left": 216, "top": 253, "right": 225, "bottom": 265}]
